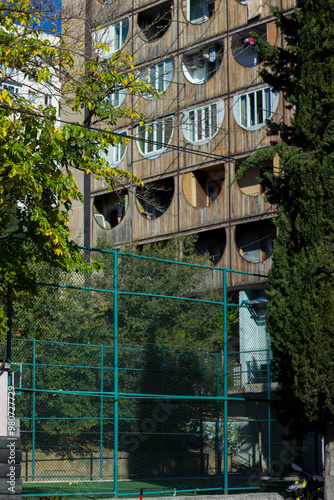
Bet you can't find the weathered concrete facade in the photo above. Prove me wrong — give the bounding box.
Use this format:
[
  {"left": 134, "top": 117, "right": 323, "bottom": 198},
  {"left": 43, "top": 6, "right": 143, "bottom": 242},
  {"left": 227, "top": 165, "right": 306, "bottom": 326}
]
[{"left": 67, "top": 0, "right": 294, "bottom": 279}]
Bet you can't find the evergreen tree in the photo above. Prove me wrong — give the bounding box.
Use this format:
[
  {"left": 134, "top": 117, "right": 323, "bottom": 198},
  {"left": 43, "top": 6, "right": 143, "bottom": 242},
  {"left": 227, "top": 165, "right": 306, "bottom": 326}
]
[{"left": 246, "top": 0, "right": 334, "bottom": 495}]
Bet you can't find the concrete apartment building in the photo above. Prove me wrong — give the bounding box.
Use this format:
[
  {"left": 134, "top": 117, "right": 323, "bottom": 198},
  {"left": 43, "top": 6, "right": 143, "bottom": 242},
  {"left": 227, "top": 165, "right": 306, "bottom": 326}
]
[
  {"left": 63, "top": 0, "right": 297, "bottom": 405},
  {"left": 68, "top": 0, "right": 294, "bottom": 279},
  {"left": 63, "top": 0, "right": 322, "bottom": 474}
]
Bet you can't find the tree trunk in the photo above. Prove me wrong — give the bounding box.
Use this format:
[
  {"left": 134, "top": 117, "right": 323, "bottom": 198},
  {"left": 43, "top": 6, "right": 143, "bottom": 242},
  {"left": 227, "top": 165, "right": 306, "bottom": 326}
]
[{"left": 324, "top": 422, "right": 334, "bottom": 499}]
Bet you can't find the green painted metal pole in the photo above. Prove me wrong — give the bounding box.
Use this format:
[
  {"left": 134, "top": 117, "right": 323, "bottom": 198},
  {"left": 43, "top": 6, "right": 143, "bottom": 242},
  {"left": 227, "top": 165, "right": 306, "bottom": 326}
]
[
  {"left": 32, "top": 339, "right": 36, "bottom": 480},
  {"left": 6, "top": 289, "right": 12, "bottom": 364},
  {"left": 216, "top": 353, "right": 221, "bottom": 475},
  {"left": 199, "top": 356, "right": 204, "bottom": 475},
  {"left": 223, "top": 268, "right": 228, "bottom": 494},
  {"left": 267, "top": 349, "right": 271, "bottom": 473},
  {"left": 100, "top": 345, "right": 104, "bottom": 479},
  {"left": 113, "top": 252, "right": 119, "bottom": 497},
  {"left": 161, "top": 349, "right": 165, "bottom": 476}
]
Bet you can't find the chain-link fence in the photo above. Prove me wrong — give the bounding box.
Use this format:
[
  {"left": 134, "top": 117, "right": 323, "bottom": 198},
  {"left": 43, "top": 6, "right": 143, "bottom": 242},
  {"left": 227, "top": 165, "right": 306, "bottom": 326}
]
[{"left": 1, "top": 248, "right": 319, "bottom": 497}]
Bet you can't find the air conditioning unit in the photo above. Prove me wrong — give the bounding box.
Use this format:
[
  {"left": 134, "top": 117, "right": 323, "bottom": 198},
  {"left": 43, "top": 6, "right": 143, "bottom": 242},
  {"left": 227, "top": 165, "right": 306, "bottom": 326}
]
[{"left": 187, "top": 57, "right": 204, "bottom": 69}]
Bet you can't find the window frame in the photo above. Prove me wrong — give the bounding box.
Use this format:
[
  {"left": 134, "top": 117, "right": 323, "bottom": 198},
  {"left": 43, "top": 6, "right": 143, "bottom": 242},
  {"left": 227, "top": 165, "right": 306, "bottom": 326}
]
[
  {"left": 93, "top": 18, "right": 129, "bottom": 59},
  {"left": 137, "top": 117, "right": 174, "bottom": 158},
  {"left": 186, "top": 0, "right": 215, "bottom": 24},
  {"left": 232, "top": 86, "right": 279, "bottom": 131},
  {"left": 0, "top": 82, "right": 20, "bottom": 95},
  {"left": 141, "top": 59, "right": 174, "bottom": 96},
  {"left": 182, "top": 100, "right": 225, "bottom": 144},
  {"left": 106, "top": 88, "right": 127, "bottom": 108},
  {"left": 100, "top": 131, "right": 128, "bottom": 167}
]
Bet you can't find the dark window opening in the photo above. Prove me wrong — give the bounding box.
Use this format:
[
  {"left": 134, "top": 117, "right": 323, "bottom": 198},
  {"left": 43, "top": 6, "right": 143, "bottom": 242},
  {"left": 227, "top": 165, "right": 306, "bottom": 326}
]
[
  {"left": 138, "top": 1, "right": 173, "bottom": 42},
  {"left": 136, "top": 177, "right": 174, "bottom": 220},
  {"left": 195, "top": 228, "right": 226, "bottom": 266},
  {"left": 236, "top": 220, "right": 276, "bottom": 263},
  {"left": 93, "top": 190, "right": 128, "bottom": 229}
]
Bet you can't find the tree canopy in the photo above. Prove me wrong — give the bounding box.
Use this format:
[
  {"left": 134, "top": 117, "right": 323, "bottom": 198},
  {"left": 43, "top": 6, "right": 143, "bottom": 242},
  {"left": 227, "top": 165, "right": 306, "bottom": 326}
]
[
  {"left": 247, "top": 0, "right": 334, "bottom": 494},
  {"left": 0, "top": 0, "right": 155, "bottom": 338}
]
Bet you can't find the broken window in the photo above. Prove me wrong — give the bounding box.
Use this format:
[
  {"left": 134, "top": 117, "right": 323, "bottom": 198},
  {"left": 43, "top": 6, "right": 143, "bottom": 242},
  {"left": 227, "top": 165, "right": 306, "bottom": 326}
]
[
  {"left": 195, "top": 228, "right": 226, "bottom": 266},
  {"left": 232, "top": 23, "right": 268, "bottom": 67},
  {"left": 236, "top": 0, "right": 262, "bottom": 21},
  {"left": 235, "top": 156, "right": 274, "bottom": 196}
]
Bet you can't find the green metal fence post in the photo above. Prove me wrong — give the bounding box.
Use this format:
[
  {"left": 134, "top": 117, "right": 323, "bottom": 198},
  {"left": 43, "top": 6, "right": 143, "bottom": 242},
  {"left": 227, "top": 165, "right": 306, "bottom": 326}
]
[
  {"left": 267, "top": 348, "right": 271, "bottom": 474},
  {"left": 6, "top": 288, "right": 12, "bottom": 365},
  {"left": 100, "top": 344, "right": 104, "bottom": 480},
  {"left": 216, "top": 353, "right": 221, "bottom": 475},
  {"left": 113, "top": 251, "right": 119, "bottom": 497},
  {"left": 199, "top": 355, "right": 204, "bottom": 475},
  {"left": 32, "top": 339, "right": 36, "bottom": 480},
  {"left": 161, "top": 349, "right": 165, "bottom": 476},
  {"left": 223, "top": 268, "right": 228, "bottom": 494}
]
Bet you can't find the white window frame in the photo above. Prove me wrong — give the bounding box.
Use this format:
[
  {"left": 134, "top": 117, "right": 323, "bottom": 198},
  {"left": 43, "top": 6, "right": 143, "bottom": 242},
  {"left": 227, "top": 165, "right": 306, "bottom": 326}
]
[
  {"left": 142, "top": 59, "right": 174, "bottom": 95},
  {"left": 0, "top": 82, "right": 20, "bottom": 95},
  {"left": 44, "top": 94, "right": 52, "bottom": 107},
  {"left": 137, "top": 117, "right": 174, "bottom": 158},
  {"left": 93, "top": 18, "right": 129, "bottom": 59},
  {"left": 232, "top": 87, "right": 279, "bottom": 131},
  {"left": 182, "top": 100, "right": 225, "bottom": 144},
  {"left": 107, "top": 88, "right": 127, "bottom": 108},
  {"left": 186, "top": 0, "right": 215, "bottom": 24},
  {"left": 27, "top": 90, "right": 36, "bottom": 102},
  {"left": 100, "top": 131, "right": 128, "bottom": 167},
  {"left": 0, "top": 65, "right": 19, "bottom": 81}
]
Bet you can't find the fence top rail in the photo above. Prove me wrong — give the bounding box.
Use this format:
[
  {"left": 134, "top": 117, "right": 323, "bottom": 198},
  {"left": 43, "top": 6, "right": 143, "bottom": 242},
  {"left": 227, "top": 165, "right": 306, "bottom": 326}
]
[
  {"left": 80, "top": 246, "right": 268, "bottom": 278},
  {"left": 12, "top": 337, "right": 273, "bottom": 358}
]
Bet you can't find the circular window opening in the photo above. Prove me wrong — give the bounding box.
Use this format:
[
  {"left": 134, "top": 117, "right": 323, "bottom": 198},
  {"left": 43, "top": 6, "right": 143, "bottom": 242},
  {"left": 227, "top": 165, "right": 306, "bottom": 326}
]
[
  {"left": 182, "top": 165, "right": 225, "bottom": 208},
  {"left": 182, "top": 100, "right": 225, "bottom": 145},
  {"left": 140, "top": 59, "right": 175, "bottom": 97},
  {"left": 94, "top": 190, "right": 128, "bottom": 229},
  {"left": 195, "top": 228, "right": 226, "bottom": 266},
  {"left": 93, "top": 18, "right": 129, "bottom": 58},
  {"left": 137, "top": 1, "right": 173, "bottom": 42},
  {"left": 136, "top": 177, "right": 174, "bottom": 219},
  {"left": 182, "top": 41, "right": 223, "bottom": 84},
  {"left": 236, "top": 220, "right": 275, "bottom": 263},
  {"left": 182, "top": 0, "right": 220, "bottom": 24},
  {"left": 235, "top": 157, "right": 274, "bottom": 196},
  {"left": 232, "top": 23, "right": 276, "bottom": 67}
]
